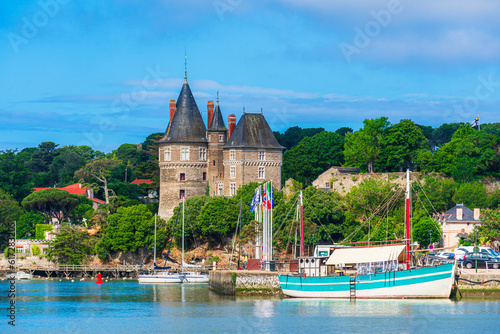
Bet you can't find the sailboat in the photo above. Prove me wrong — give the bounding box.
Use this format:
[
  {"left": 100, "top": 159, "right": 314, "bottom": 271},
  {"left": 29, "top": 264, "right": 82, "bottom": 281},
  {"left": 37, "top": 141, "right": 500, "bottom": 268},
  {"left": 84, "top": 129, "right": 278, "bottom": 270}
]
[
  {"left": 279, "top": 170, "right": 456, "bottom": 298},
  {"left": 138, "top": 197, "right": 208, "bottom": 283},
  {"left": 178, "top": 197, "right": 209, "bottom": 283}
]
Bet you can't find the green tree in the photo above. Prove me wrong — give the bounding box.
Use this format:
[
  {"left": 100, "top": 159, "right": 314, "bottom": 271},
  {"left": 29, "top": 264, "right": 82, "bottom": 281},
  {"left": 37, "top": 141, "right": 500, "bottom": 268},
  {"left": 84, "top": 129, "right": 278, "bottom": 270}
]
[
  {"left": 17, "top": 211, "right": 44, "bottom": 239},
  {"left": 22, "top": 189, "right": 90, "bottom": 224},
  {"left": 101, "top": 204, "right": 168, "bottom": 255},
  {"left": 413, "top": 174, "right": 458, "bottom": 213},
  {"left": 344, "top": 117, "right": 390, "bottom": 173},
  {"left": 282, "top": 131, "right": 344, "bottom": 184},
  {"left": 68, "top": 203, "right": 94, "bottom": 225},
  {"left": 197, "top": 197, "right": 239, "bottom": 245},
  {"left": 413, "top": 216, "right": 442, "bottom": 247},
  {"left": 0, "top": 189, "right": 23, "bottom": 249},
  {"left": 49, "top": 147, "right": 86, "bottom": 184},
  {"left": 169, "top": 196, "right": 210, "bottom": 249},
  {"left": 273, "top": 126, "right": 325, "bottom": 151},
  {"left": 452, "top": 182, "right": 488, "bottom": 209},
  {"left": 382, "top": 119, "right": 428, "bottom": 172},
  {"left": 0, "top": 150, "right": 34, "bottom": 201},
  {"left": 47, "top": 225, "right": 96, "bottom": 264},
  {"left": 477, "top": 209, "right": 500, "bottom": 243},
  {"left": 75, "top": 158, "right": 119, "bottom": 204},
  {"left": 487, "top": 189, "right": 500, "bottom": 209}
]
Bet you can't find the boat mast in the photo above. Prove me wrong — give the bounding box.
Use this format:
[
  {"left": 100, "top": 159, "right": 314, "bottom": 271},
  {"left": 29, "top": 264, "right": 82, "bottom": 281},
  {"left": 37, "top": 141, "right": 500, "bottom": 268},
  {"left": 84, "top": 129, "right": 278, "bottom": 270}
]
[
  {"left": 300, "top": 191, "right": 304, "bottom": 257},
  {"left": 182, "top": 196, "right": 185, "bottom": 272},
  {"left": 405, "top": 169, "right": 411, "bottom": 270},
  {"left": 154, "top": 213, "right": 157, "bottom": 266}
]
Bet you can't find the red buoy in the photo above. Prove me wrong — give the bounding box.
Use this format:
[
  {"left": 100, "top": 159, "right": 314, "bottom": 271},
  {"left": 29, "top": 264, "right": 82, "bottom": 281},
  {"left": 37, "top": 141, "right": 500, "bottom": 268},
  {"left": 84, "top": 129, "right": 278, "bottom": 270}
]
[{"left": 96, "top": 273, "right": 103, "bottom": 284}]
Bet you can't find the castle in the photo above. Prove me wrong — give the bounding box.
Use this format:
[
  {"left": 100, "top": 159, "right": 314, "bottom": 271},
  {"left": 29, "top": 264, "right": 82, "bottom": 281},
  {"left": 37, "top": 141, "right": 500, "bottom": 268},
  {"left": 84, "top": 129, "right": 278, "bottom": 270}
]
[{"left": 157, "top": 69, "right": 283, "bottom": 220}]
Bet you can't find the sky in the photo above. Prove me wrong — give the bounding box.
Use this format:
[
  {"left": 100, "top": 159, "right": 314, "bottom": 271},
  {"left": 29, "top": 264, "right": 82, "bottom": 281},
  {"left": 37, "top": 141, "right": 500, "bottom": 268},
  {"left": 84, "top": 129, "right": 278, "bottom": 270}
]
[{"left": 1, "top": 0, "right": 500, "bottom": 152}]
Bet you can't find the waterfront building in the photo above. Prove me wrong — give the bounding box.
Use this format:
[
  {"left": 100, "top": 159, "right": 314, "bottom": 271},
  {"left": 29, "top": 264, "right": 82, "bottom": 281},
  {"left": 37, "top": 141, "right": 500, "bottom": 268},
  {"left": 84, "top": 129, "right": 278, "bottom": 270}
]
[
  {"left": 433, "top": 203, "right": 481, "bottom": 248},
  {"left": 157, "top": 69, "right": 283, "bottom": 220}
]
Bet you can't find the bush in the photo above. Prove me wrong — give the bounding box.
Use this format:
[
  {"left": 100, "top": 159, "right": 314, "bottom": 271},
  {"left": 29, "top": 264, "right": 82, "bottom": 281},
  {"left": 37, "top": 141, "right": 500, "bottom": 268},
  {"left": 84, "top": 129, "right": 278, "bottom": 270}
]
[
  {"left": 32, "top": 245, "right": 41, "bottom": 256},
  {"left": 4, "top": 247, "right": 14, "bottom": 258},
  {"left": 36, "top": 224, "right": 53, "bottom": 239}
]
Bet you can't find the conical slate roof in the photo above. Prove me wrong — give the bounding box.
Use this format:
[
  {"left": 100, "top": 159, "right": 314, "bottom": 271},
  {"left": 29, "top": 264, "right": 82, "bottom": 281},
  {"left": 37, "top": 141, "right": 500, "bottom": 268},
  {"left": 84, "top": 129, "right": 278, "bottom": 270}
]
[
  {"left": 208, "top": 104, "right": 227, "bottom": 132},
  {"left": 224, "top": 113, "right": 283, "bottom": 149},
  {"left": 158, "top": 82, "right": 207, "bottom": 143}
]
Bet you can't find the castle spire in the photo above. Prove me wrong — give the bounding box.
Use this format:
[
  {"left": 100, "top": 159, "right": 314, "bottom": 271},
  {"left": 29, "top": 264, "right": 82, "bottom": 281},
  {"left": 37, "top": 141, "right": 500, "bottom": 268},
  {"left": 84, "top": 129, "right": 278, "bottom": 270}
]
[{"left": 184, "top": 47, "right": 187, "bottom": 83}]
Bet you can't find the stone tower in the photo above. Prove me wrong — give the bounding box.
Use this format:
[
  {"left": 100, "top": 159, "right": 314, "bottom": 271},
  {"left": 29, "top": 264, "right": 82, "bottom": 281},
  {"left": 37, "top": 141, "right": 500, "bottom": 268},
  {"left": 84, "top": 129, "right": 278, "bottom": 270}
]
[
  {"left": 157, "top": 74, "right": 208, "bottom": 220},
  {"left": 207, "top": 93, "right": 228, "bottom": 197},
  {"left": 222, "top": 111, "right": 284, "bottom": 196}
]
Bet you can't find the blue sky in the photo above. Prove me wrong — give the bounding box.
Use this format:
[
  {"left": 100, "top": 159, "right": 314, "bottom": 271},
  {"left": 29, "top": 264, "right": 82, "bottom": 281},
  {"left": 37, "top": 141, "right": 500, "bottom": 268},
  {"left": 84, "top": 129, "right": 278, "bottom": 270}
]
[{"left": 2, "top": 0, "right": 500, "bottom": 152}]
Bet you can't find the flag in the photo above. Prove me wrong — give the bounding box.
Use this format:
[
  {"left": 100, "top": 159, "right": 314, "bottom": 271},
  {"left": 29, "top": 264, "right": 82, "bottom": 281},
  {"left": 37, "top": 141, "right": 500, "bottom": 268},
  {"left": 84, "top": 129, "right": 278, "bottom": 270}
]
[
  {"left": 262, "top": 189, "right": 267, "bottom": 212},
  {"left": 470, "top": 117, "right": 479, "bottom": 126},
  {"left": 250, "top": 191, "right": 257, "bottom": 213},
  {"left": 268, "top": 183, "right": 273, "bottom": 209}
]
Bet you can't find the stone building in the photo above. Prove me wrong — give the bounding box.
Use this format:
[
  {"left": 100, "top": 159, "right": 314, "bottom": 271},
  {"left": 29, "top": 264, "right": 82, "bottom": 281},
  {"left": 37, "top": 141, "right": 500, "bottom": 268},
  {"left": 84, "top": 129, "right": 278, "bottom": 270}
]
[
  {"left": 157, "top": 72, "right": 283, "bottom": 220},
  {"left": 433, "top": 203, "right": 481, "bottom": 248}
]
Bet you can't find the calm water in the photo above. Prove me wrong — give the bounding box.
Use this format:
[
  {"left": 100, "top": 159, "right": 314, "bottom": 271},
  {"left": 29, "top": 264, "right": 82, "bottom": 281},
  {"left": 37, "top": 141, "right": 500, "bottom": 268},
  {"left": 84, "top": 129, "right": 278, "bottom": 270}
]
[{"left": 1, "top": 279, "right": 499, "bottom": 333}]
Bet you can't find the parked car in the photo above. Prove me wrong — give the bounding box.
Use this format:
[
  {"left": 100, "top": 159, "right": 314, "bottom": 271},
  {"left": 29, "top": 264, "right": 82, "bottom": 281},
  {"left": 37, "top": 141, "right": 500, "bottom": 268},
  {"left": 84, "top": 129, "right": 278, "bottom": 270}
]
[
  {"left": 462, "top": 252, "right": 500, "bottom": 269},
  {"left": 434, "top": 252, "right": 455, "bottom": 260}
]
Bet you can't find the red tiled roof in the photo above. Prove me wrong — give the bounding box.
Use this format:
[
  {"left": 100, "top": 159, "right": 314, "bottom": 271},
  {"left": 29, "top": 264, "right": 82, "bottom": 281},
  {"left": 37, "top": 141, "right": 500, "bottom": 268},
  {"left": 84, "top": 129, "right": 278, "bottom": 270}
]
[
  {"left": 131, "top": 179, "right": 153, "bottom": 185},
  {"left": 33, "top": 183, "right": 87, "bottom": 196},
  {"left": 92, "top": 198, "right": 106, "bottom": 204}
]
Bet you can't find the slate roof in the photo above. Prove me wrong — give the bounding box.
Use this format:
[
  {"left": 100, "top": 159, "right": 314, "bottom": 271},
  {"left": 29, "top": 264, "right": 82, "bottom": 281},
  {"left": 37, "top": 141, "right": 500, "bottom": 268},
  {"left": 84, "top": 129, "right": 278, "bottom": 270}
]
[
  {"left": 208, "top": 103, "right": 227, "bottom": 132},
  {"left": 442, "top": 204, "right": 479, "bottom": 223},
  {"left": 224, "top": 113, "right": 283, "bottom": 149},
  {"left": 158, "top": 82, "right": 207, "bottom": 143}
]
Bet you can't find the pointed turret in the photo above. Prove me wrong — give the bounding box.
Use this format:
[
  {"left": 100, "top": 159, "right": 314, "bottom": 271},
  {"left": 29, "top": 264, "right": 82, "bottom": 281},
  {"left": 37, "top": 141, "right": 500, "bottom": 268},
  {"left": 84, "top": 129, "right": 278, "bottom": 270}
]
[
  {"left": 158, "top": 82, "right": 207, "bottom": 143},
  {"left": 208, "top": 92, "right": 228, "bottom": 131}
]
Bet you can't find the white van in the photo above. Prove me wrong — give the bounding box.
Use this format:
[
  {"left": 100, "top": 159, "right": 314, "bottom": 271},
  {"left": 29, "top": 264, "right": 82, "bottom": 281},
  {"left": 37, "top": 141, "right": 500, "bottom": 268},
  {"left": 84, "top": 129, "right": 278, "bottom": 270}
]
[{"left": 454, "top": 246, "right": 497, "bottom": 259}]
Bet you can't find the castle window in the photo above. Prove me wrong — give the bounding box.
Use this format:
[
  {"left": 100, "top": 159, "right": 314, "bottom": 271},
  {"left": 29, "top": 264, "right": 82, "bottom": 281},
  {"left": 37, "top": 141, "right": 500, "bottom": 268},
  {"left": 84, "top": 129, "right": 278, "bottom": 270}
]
[
  {"left": 203, "top": 172, "right": 207, "bottom": 181},
  {"left": 180, "top": 190, "right": 185, "bottom": 199},
  {"left": 165, "top": 148, "right": 171, "bottom": 161},
  {"left": 259, "top": 151, "right": 266, "bottom": 161},
  {"left": 218, "top": 184, "right": 223, "bottom": 196},
  {"left": 199, "top": 148, "right": 206, "bottom": 161},
  {"left": 181, "top": 147, "right": 189, "bottom": 160},
  {"left": 230, "top": 150, "right": 235, "bottom": 160},
  {"left": 230, "top": 166, "right": 236, "bottom": 179},
  {"left": 230, "top": 183, "right": 236, "bottom": 196},
  {"left": 258, "top": 166, "right": 265, "bottom": 179},
  {"left": 180, "top": 173, "right": 185, "bottom": 181},
  {"left": 219, "top": 134, "right": 223, "bottom": 142},
  {"left": 208, "top": 135, "right": 211, "bottom": 141}
]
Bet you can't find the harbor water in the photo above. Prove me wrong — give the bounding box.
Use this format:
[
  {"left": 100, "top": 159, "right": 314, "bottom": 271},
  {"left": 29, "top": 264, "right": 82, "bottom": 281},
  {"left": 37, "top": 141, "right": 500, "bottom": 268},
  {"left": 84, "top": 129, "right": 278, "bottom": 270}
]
[{"left": 1, "top": 280, "right": 499, "bottom": 333}]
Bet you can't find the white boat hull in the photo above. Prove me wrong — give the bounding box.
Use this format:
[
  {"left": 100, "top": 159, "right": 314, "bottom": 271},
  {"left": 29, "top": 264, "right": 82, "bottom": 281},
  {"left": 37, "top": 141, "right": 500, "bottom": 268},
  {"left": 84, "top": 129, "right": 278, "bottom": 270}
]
[{"left": 138, "top": 272, "right": 183, "bottom": 283}]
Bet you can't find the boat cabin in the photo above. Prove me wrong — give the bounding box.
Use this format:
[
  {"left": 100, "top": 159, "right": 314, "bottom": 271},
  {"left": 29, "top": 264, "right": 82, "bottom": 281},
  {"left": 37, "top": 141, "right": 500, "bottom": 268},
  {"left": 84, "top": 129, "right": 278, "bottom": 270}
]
[{"left": 298, "top": 244, "right": 407, "bottom": 277}]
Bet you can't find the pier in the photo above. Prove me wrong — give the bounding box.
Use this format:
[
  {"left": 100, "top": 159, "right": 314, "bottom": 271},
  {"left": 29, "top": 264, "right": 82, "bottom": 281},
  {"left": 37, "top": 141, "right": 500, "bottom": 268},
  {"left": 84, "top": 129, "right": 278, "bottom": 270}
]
[{"left": 1, "top": 264, "right": 152, "bottom": 278}]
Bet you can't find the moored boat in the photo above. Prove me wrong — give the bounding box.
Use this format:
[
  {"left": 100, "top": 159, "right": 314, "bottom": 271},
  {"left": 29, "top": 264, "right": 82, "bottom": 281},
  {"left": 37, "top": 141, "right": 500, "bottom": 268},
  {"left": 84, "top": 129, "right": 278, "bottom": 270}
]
[{"left": 279, "top": 170, "right": 456, "bottom": 299}]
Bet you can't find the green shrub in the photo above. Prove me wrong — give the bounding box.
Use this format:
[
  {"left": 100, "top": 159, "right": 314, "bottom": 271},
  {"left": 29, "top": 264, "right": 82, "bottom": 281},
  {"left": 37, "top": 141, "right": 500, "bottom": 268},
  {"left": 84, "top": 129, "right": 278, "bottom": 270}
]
[
  {"left": 32, "top": 245, "right": 41, "bottom": 256},
  {"left": 36, "top": 224, "right": 53, "bottom": 239},
  {"left": 4, "top": 247, "right": 14, "bottom": 258}
]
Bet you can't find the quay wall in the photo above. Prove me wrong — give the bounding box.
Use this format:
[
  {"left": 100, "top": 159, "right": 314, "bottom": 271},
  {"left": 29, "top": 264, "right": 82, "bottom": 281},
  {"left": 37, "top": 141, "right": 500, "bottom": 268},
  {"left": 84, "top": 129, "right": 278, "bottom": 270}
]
[{"left": 209, "top": 270, "right": 281, "bottom": 295}]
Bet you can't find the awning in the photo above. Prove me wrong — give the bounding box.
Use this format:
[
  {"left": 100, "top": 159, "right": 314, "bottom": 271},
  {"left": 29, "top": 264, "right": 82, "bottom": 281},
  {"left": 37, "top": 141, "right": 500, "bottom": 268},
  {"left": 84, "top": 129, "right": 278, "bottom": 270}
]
[{"left": 325, "top": 245, "right": 406, "bottom": 265}]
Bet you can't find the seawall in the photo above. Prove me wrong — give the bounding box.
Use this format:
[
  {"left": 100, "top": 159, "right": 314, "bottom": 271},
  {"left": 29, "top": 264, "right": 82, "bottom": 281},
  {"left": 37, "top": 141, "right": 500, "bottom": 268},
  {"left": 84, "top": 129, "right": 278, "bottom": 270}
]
[{"left": 209, "top": 270, "right": 282, "bottom": 296}]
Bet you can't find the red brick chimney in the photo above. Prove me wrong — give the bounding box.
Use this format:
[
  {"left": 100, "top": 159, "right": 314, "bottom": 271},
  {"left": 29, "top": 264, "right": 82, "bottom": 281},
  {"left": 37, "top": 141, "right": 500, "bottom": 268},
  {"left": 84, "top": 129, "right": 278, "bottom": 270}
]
[
  {"left": 169, "top": 100, "right": 176, "bottom": 124},
  {"left": 207, "top": 101, "right": 214, "bottom": 128},
  {"left": 228, "top": 114, "right": 237, "bottom": 138}
]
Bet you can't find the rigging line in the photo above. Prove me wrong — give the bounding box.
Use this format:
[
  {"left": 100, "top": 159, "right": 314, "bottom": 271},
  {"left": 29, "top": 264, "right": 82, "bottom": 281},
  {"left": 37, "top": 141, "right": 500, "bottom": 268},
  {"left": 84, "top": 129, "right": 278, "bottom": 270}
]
[
  {"left": 417, "top": 182, "right": 438, "bottom": 214},
  {"left": 283, "top": 218, "right": 296, "bottom": 260},
  {"left": 303, "top": 197, "right": 336, "bottom": 244},
  {"left": 163, "top": 205, "right": 182, "bottom": 268},
  {"left": 272, "top": 196, "right": 299, "bottom": 240},
  {"left": 139, "top": 215, "right": 156, "bottom": 269},
  {"left": 343, "top": 187, "right": 403, "bottom": 242},
  {"left": 368, "top": 187, "right": 402, "bottom": 241},
  {"left": 230, "top": 203, "right": 242, "bottom": 266},
  {"left": 415, "top": 191, "right": 431, "bottom": 217}
]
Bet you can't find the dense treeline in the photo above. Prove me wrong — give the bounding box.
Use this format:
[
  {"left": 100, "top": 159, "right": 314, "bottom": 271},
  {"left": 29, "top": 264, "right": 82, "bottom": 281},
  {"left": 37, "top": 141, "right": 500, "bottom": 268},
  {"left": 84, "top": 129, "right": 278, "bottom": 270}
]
[{"left": 1, "top": 120, "right": 500, "bottom": 263}]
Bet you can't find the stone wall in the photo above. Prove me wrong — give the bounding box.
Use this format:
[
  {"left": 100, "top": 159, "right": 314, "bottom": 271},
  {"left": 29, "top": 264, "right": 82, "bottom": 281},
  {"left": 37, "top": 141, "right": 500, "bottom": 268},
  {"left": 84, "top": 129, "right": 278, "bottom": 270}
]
[
  {"left": 209, "top": 270, "right": 281, "bottom": 295},
  {"left": 329, "top": 172, "right": 416, "bottom": 194}
]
